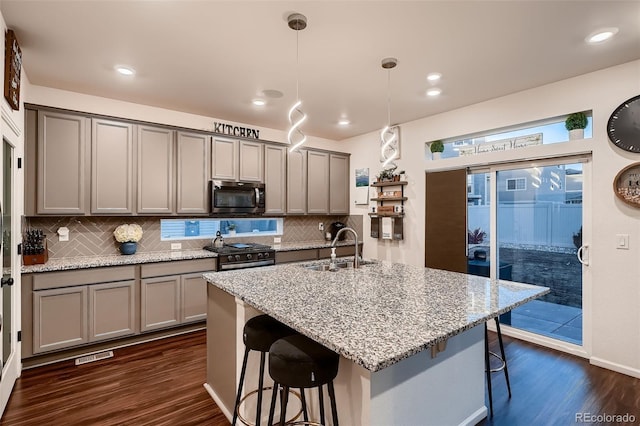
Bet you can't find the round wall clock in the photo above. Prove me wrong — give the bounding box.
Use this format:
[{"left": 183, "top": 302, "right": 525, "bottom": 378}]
[
  {"left": 613, "top": 162, "right": 640, "bottom": 207},
  {"left": 607, "top": 94, "right": 640, "bottom": 153}
]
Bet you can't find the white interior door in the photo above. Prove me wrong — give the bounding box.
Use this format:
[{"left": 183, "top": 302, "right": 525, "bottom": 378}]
[{"left": 0, "top": 138, "right": 20, "bottom": 414}]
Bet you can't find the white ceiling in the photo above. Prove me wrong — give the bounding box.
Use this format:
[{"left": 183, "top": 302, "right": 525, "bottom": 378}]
[{"left": 2, "top": 1, "right": 639, "bottom": 141}]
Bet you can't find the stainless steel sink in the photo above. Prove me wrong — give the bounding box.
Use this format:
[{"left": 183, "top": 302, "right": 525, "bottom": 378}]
[
  {"left": 304, "top": 261, "right": 354, "bottom": 272},
  {"left": 303, "top": 260, "right": 377, "bottom": 272}
]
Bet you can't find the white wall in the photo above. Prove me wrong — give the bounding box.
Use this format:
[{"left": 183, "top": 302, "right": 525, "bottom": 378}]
[
  {"left": 25, "top": 85, "right": 343, "bottom": 152},
  {"left": 344, "top": 59, "right": 640, "bottom": 377}
]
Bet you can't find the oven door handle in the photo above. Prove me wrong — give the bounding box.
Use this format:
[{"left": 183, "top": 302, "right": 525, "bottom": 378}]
[
  {"left": 219, "top": 260, "right": 275, "bottom": 270},
  {"left": 255, "top": 188, "right": 261, "bottom": 205}
]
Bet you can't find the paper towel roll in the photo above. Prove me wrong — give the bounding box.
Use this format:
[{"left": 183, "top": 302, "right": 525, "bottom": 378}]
[{"left": 382, "top": 217, "right": 393, "bottom": 240}]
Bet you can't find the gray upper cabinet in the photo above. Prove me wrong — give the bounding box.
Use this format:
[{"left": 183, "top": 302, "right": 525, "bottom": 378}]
[
  {"left": 329, "top": 153, "right": 350, "bottom": 214},
  {"left": 91, "top": 118, "right": 135, "bottom": 214},
  {"left": 137, "top": 125, "right": 175, "bottom": 214},
  {"left": 211, "top": 137, "right": 238, "bottom": 181},
  {"left": 287, "top": 149, "right": 307, "bottom": 214},
  {"left": 264, "top": 144, "right": 287, "bottom": 214},
  {"left": 37, "top": 110, "right": 90, "bottom": 215},
  {"left": 239, "top": 140, "right": 264, "bottom": 182},
  {"left": 177, "top": 131, "right": 210, "bottom": 215},
  {"left": 307, "top": 150, "right": 330, "bottom": 214}
]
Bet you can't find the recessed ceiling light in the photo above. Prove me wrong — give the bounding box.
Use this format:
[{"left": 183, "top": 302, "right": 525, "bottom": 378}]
[
  {"left": 585, "top": 27, "right": 619, "bottom": 44},
  {"left": 252, "top": 99, "right": 266, "bottom": 106},
  {"left": 427, "top": 72, "right": 442, "bottom": 82},
  {"left": 262, "top": 89, "right": 284, "bottom": 99},
  {"left": 426, "top": 88, "right": 442, "bottom": 97},
  {"left": 115, "top": 65, "right": 135, "bottom": 76},
  {"left": 338, "top": 119, "right": 350, "bottom": 126}
]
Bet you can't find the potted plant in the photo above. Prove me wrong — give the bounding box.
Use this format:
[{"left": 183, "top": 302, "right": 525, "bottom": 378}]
[
  {"left": 430, "top": 140, "right": 444, "bottom": 159},
  {"left": 377, "top": 168, "right": 396, "bottom": 182},
  {"left": 227, "top": 223, "right": 237, "bottom": 236},
  {"left": 565, "top": 112, "right": 588, "bottom": 140},
  {"left": 113, "top": 223, "right": 143, "bottom": 255}
]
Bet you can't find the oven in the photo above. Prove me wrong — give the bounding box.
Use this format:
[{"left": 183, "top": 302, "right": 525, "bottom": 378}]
[
  {"left": 204, "top": 242, "right": 275, "bottom": 270},
  {"left": 210, "top": 180, "right": 265, "bottom": 215}
]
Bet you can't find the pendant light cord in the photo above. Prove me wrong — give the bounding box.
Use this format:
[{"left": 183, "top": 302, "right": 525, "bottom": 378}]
[
  {"left": 386, "top": 68, "right": 391, "bottom": 126},
  {"left": 296, "top": 29, "right": 300, "bottom": 102}
]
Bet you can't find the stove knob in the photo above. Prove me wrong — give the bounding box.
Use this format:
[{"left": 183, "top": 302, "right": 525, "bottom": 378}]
[
  {"left": 235, "top": 255, "right": 241, "bottom": 261},
  {"left": 257, "top": 253, "right": 263, "bottom": 259},
  {"left": 227, "top": 256, "right": 234, "bottom": 262},
  {"left": 246, "top": 253, "right": 253, "bottom": 260},
  {"left": 264, "top": 252, "right": 270, "bottom": 258}
]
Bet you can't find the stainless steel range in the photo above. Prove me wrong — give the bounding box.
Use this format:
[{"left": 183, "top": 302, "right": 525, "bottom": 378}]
[{"left": 204, "top": 242, "right": 275, "bottom": 270}]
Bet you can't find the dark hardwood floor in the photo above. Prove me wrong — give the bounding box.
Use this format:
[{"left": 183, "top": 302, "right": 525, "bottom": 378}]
[
  {"left": 1, "top": 330, "right": 638, "bottom": 425},
  {"left": 1, "top": 330, "right": 227, "bottom": 426},
  {"left": 479, "top": 333, "right": 640, "bottom": 426}
]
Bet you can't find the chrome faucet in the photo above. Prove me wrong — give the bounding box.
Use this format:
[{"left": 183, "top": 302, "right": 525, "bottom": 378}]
[{"left": 331, "top": 227, "right": 360, "bottom": 268}]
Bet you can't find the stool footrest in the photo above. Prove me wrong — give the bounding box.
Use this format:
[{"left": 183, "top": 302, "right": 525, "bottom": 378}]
[{"left": 237, "top": 387, "right": 303, "bottom": 426}]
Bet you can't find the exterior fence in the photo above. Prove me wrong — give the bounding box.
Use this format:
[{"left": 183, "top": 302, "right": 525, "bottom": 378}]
[{"left": 468, "top": 203, "right": 582, "bottom": 249}]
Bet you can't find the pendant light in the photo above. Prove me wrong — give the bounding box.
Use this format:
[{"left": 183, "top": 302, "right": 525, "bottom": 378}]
[
  {"left": 287, "top": 13, "right": 308, "bottom": 153},
  {"left": 380, "top": 57, "right": 398, "bottom": 168}
]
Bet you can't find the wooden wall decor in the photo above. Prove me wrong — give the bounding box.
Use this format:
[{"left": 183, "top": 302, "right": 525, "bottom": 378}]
[
  {"left": 613, "top": 162, "right": 640, "bottom": 208},
  {"left": 4, "top": 29, "right": 22, "bottom": 110}
]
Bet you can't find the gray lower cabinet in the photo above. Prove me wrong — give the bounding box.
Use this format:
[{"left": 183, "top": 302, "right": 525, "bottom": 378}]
[
  {"left": 137, "top": 125, "right": 175, "bottom": 214},
  {"left": 88, "top": 280, "right": 136, "bottom": 342},
  {"left": 181, "top": 273, "right": 208, "bottom": 323},
  {"left": 141, "top": 276, "right": 181, "bottom": 332},
  {"left": 177, "top": 131, "right": 210, "bottom": 214},
  {"left": 140, "top": 273, "right": 207, "bottom": 330},
  {"left": 140, "top": 259, "right": 212, "bottom": 332},
  {"left": 91, "top": 118, "right": 135, "bottom": 214},
  {"left": 264, "top": 144, "right": 287, "bottom": 214},
  {"left": 33, "top": 286, "right": 89, "bottom": 354},
  {"left": 36, "top": 110, "right": 90, "bottom": 215},
  {"left": 32, "top": 277, "right": 137, "bottom": 354}
]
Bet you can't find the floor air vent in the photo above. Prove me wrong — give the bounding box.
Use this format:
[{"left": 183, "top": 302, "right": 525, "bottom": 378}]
[{"left": 75, "top": 350, "right": 114, "bottom": 366}]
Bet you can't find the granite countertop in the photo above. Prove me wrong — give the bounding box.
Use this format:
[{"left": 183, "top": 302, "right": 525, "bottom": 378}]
[
  {"left": 20, "top": 240, "right": 359, "bottom": 274},
  {"left": 21, "top": 249, "right": 218, "bottom": 273},
  {"left": 203, "top": 260, "right": 549, "bottom": 372}
]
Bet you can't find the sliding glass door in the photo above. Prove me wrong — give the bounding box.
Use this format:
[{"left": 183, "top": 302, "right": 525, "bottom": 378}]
[{"left": 467, "top": 159, "right": 587, "bottom": 346}]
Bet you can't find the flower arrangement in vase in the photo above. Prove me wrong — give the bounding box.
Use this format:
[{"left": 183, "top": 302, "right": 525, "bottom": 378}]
[{"left": 113, "top": 224, "right": 143, "bottom": 255}]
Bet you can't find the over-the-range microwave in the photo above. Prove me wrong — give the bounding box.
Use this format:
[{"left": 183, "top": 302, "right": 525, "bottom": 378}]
[{"left": 210, "top": 180, "right": 265, "bottom": 215}]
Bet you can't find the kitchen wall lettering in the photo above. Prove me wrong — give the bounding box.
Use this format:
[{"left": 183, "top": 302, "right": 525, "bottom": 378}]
[{"left": 213, "top": 122, "right": 260, "bottom": 139}]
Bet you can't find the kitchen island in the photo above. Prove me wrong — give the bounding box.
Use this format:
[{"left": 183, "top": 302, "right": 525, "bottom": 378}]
[{"left": 203, "top": 259, "right": 548, "bottom": 425}]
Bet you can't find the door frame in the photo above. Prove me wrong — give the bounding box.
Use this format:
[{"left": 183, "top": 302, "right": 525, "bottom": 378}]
[{"left": 472, "top": 155, "right": 592, "bottom": 359}]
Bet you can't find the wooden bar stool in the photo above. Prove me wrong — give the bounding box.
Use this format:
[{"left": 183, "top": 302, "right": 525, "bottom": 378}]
[
  {"left": 267, "top": 334, "right": 340, "bottom": 426},
  {"left": 232, "top": 315, "right": 297, "bottom": 426},
  {"left": 485, "top": 316, "right": 512, "bottom": 417}
]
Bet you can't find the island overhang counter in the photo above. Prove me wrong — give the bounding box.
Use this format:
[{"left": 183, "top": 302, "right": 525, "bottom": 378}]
[{"left": 203, "top": 260, "right": 548, "bottom": 425}]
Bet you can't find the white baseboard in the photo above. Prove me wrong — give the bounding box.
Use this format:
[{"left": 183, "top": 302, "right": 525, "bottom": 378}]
[
  {"left": 203, "top": 382, "right": 233, "bottom": 423},
  {"left": 460, "top": 406, "right": 488, "bottom": 426},
  {"left": 496, "top": 323, "right": 588, "bottom": 359},
  {"left": 590, "top": 357, "right": 640, "bottom": 379}
]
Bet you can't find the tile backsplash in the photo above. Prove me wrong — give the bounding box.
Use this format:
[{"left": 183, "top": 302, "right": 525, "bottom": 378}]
[{"left": 26, "top": 215, "right": 363, "bottom": 259}]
